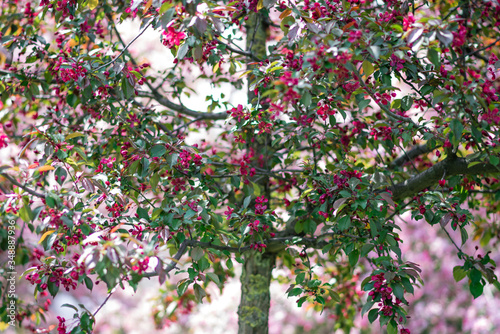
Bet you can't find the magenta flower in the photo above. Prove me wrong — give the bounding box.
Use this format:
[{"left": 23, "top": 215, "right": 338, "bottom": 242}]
[{"left": 163, "top": 26, "right": 186, "bottom": 48}]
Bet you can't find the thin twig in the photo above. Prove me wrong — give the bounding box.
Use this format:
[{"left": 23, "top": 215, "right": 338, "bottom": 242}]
[
  {"left": 95, "top": 20, "right": 153, "bottom": 72},
  {"left": 441, "top": 225, "right": 462, "bottom": 252},
  {"left": 458, "top": 36, "right": 500, "bottom": 61},
  {"left": 1, "top": 173, "right": 46, "bottom": 198},
  {"left": 93, "top": 285, "right": 117, "bottom": 317},
  {"left": 351, "top": 63, "right": 417, "bottom": 125},
  {"left": 213, "top": 39, "right": 262, "bottom": 61}
]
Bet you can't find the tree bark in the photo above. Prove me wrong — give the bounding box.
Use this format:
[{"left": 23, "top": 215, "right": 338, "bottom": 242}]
[
  {"left": 237, "top": 11, "right": 275, "bottom": 334},
  {"left": 237, "top": 251, "right": 276, "bottom": 334},
  {"left": 390, "top": 153, "right": 500, "bottom": 201}
]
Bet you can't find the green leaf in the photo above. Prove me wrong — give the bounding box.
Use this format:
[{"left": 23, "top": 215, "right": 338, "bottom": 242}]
[
  {"left": 360, "top": 243, "right": 374, "bottom": 257},
  {"left": 150, "top": 173, "right": 160, "bottom": 190},
  {"left": 449, "top": 119, "right": 464, "bottom": 148},
  {"left": 300, "top": 90, "right": 312, "bottom": 107},
  {"left": 460, "top": 227, "right": 468, "bottom": 245},
  {"left": 428, "top": 48, "right": 440, "bottom": 69},
  {"left": 150, "top": 145, "right": 166, "bottom": 158},
  {"left": 322, "top": 243, "right": 333, "bottom": 254},
  {"left": 61, "top": 303, "right": 79, "bottom": 312},
  {"left": 19, "top": 205, "right": 33, "bottom": 222},
  {"left": 387, "top": 320, "right": 397, "bottom": 334},
  {"left": 243, "top": 196, "right": 252, "bottom": 209},
  {"left": 231, "top": 175, "right": 240, "bottom": 188},
  {"left": 177, "top": 43, "right": 189, "bottom": 60},
  {"left": 470, "top": 268, "right": 482, "bottom": 283},
  {"left": 288, "top": 287, "right": 303, "bottom": 297},
  {"left": 401, "top": 96, "right": 413, "bottom": 111},
  {"left": 296, "top": 272, "right": 306, "bottom": 284},
  {"left": 80, "top": 312, "right": 91, "bottom": 330},
  {"left": 137, "top": 207, "right": 149, "bottom": 220},
  {"left": 84, "top": 276, "right": 93, "bottom": 291},
  {"left": 48, "top": 280, "right": 59, "bottom": 297},
  {"left": 489, "top": 155, "right": 500, "bottom": 166},
  {"left": 294, "top": 221, "right": 304, "bottom": 234},
  {"left": 362, "top": 60, "right": 374, "bottom": 76},
  {"left": 184, "top": 207, "right": 197, "bottom": 220},
  {"left": 159, "top": 2, "right": 172, "bottom": 15},
  {"left": 177, "top": 279, "right": 190, "bottom": 296},
  {"left": 121, "top": 77, "right": 133, "bottom": 99},
  {"left": 206, "top": 272, "right": 220, "bottom": 285},
  {"left": 471, "top": 126, "right": 482, "bottom": 142},
  {"left": 315, "top": 295, "right": 325, "bottom": 305},
  {"left": 470, "top": 281, "right": 483, "bottom": 299},
  {"left": 467, "top": 161, "right": 482, "bottom": 168},
  {"left": 368, "top": 45, "right": 380, "bottom": 60},
  {"left": 392, "top": 283, "right": 404, "bottom": 300},
  {"left": 453, "top": 266, "right": 467, "bottom": 282},
  {"left": 348, "top": 249, "right": 359, "bottom": 267},
  {"left": 420, "top": 84, "right": 434, "bottom": 96},
  {"left": 361, "top": 300, "right": 375, "bottom": 316},
  {"left": 368, "top": 308, "right": 379, "bottom": 323},
  {"left": 45, "top": 195, "right": 56, "bottom": 208},
  {"left": 191, "top": 247, "right": 204, "bottom": 261},
  {"left": 297, "top": 296, "right": 307, "bottom": 307},
  {"left": 329, "top": 290, "right": 341, "bottom": 302},
  {"left": 358, "top": 98, "right": 370, "bottom": 111},
  {"left": 307, "top": 279, "right": 321, "bottom": 288},
  {"left": 66, "top": 94, "right": 78, "bottom": 107},
  {"left": 338, "top": 216, "right": 351, "bottom": 231},
  {"left": 252, "top": 182, "right": 261, "bottom": 196}
]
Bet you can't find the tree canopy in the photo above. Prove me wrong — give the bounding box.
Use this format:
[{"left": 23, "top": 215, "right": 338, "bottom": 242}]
[{"left": 1, "top": 0, "right": 500, "bottom": 333}]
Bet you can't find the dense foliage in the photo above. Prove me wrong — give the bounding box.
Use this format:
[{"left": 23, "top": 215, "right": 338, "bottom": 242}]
[{"left": 1, "top": 0, "right": 500, "bottom": 333}]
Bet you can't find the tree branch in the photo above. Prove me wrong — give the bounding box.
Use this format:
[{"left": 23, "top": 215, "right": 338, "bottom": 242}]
[
  {"left": 351, "top": 63, "right": 417, "bottom": 125},
  {"left": 164, "top": 239, "right": 189, "bottom": 275},
  {"left": 389, "top": 144, "right": 433, "bottom": 168},
  {"left": 390, "top": 154, "right": 500, "bottom": 201},
  {"left": 1, "top": 173, "right": 46, "bottom": 198},
  {"left": 137, "top": 91, "right": 227, "bottom": 120},
  {"left": 95, "top": 19, "right": 152, "bottom": 72},
  {"left": 106, "top": 17, "right": 225, "bottom": 121},
  {"left": 459, "top": 36, "right": 500, "bottom": 61},
  {"left": 142, "top": 233, "right": 348, "bottom": 278},
  {"left": 213, "top": 39, "right": 262, "bottom": 61}
]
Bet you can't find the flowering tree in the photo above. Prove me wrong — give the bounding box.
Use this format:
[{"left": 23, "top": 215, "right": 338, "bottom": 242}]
[{"left": 1, "top": 0, "right": 500, "bottom": 333}]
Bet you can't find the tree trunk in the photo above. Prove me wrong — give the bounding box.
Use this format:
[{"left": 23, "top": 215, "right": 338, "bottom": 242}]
[
  {"left": 237, "top": 11, "right": 274, "bottom": 334},
  {"left": 237, "top": 252, "right": 276, "bottom": 333}
]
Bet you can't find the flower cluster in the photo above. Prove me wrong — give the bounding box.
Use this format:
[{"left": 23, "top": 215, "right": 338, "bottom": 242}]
[
  {"left": 57, "top": 316, "right": 67, "bottom": 334},
  {"left": 348, "top": 30, "right": 362, "bottom": 43},
  {"left": 95, "top": 157, "right": 116, "bottom": 173},
  {"left": 316, "top": 101, "right": 336, "bottom": 120},
  {"left": 132, "top": 257, "right": 149, "bottom": 274},
  {"left": 255, "top": 196, "right": 268, "bottom": 215},
  {"left": 370, "top": 125, "right": 394, "bottom": 141},
  {"left": 26, "top": 267, "right": 79, "bottom": 292},
  {"left": 0, "top": 125, "right": 10, "bottom": 148},
  {"left": 303, "top": 0, "right": 338, "bottom": 19},
  {"left": 106, "top": 202, "right": 125, "bottom": 218},
  {"left": 390, "top": 54, "right": 406, "bottom": 71},
  {"left": 224, "top": 207, "right": 234, "bottom": 220},
  {"left": 249, "top": 242, "right": 267, "bottom": 252},
  {"left": 59, "top": 61, "right": 88, "bottom": 83},
  {"left": 247, "top": 220, "right": 266, "bottom": 235},
  {"left": 162, "top": 26, "right": 186, "bottom": 48},
  {"left": 169, "top": 176, "right": 187, "bottom": 193},
  {"left": 227, "top": 104, "right": 249, "bottom": 122},
  {"left": 368, "top": 272, "right": 411, "bottom": 334},
  {"left": 178, "top": 149, "right": 203, "bottom": 170}
]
